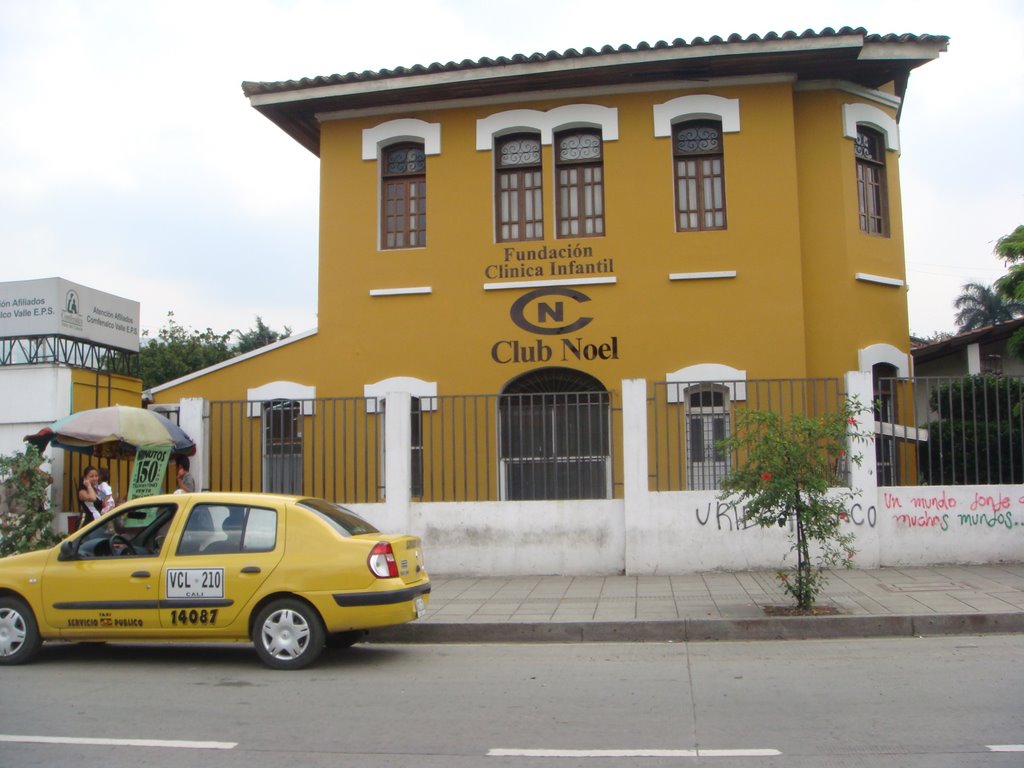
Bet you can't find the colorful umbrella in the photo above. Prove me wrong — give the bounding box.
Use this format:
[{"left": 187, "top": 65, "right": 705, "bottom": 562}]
[{"left": 25, "top": 406, "right": 196, "bottom": 458}]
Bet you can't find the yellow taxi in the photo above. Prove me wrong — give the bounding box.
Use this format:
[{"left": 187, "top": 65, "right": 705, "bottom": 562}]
[{"left": 0, "top": 493, "right": 429, "bottom": 669}]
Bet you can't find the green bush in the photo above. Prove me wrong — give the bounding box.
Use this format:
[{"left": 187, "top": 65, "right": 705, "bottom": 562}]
[
  {"left": 0, "top": 446, "right": 61, "bottom": 557},
  {"left": 919, "top": 375, "right": 1024, "bottom": 484}
]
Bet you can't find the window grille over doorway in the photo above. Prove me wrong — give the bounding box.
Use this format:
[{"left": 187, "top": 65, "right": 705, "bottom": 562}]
[{"left": 498, "top": 368, "right": 611, "bottom": 500}]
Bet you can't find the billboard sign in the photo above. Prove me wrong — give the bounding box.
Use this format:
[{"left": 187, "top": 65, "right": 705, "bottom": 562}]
[{"left": 0, "top": 278, "right": 140, "bottom": 352}]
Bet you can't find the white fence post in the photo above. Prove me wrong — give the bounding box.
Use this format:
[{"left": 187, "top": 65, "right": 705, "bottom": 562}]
[
  {"left": 845, "top": 371, "right": 880, "bottom": 567},
  {"left": 177, "top": 398, "right": 207, "bottom": 492},
  {"left": 384, "top": 391, "right": 412, "bottom": 530},
  {"left": 622, "top": 378, "right": 650, "bottom": 574}
]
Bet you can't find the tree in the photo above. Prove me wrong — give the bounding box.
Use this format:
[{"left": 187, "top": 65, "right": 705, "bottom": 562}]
[
  {"left": 994, "top": 224, "right": 1024, "bottom": 264},
  {"left": 717, "top": 402, "right": 870, "bottom": 611},
  {"left": 139, "top": 312, "right": 234, "bottom": 389},
  {"left": 234, "top": 316, "right": 291, "bottom": 355},
  {"left": 0, "top": 446, "right": 61, "bottom": 557},
  {"left": 953, "top": 281, "right": 1023, "bottom": 333}
]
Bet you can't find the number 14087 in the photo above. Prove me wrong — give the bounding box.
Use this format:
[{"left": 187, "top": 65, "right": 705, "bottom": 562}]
[{"left": 169, "top": 608, "right": 219, "bottom": 626}]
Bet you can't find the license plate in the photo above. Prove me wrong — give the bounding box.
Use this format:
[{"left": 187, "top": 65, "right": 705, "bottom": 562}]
[
  {"left": 414, "top": 597, "right": 426, "bottom": 618},
  {"left": 166, "top": 568, "right": 224, "bottom": 599}
]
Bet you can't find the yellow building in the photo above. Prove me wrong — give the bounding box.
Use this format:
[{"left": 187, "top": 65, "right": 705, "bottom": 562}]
[{"left": 152, "top": 28, "right": 947, "bottom": 504}]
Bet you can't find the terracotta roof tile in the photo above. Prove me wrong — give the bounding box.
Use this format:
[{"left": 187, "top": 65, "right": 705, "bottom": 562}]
[{"left": 242, "top": 26, "right": 949, "bottom": 97}]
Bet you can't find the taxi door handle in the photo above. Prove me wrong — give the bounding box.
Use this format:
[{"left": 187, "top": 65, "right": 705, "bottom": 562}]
[
  {"left": 131, "top": 571, "right": 151, "bottom": 578},
  {"left": 241, "top": 566, "right": 261, "bottom": 574}
]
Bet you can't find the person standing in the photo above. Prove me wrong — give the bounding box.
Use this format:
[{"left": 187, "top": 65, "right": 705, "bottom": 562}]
[
  {"left": 78, "top": 466, "right": 102, "bottom": 522},
  {"left": 175, "top": 457, "right": 196, "bottom": 493}
]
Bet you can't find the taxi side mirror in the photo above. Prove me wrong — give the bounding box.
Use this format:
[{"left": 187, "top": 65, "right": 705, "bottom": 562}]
[{"left": 58, "top": 540, "right": 79, "bottom": 561}]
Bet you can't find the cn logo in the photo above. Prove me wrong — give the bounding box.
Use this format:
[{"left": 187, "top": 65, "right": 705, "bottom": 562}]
[{"left": 510, "top": 287, "right": 593, "bottom": 336}]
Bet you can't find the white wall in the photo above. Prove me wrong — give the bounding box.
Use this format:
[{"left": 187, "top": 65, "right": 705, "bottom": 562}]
[
  {"left": 877, "top": 486, "right": 1024, "bottom": 566},
  {"left": 345, "top": 482, "right": 1022, "bottom": 576},
  {"left": 0, "top": 365, "right": 74, "bottom": 453},
  {"left": 0, "top": 365, "right": 73, "bottom": 520}
]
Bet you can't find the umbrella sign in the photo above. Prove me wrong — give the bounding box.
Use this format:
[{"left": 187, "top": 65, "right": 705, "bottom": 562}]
[{"left": 129, "top": 444, "right": 172, "bottom": 499}]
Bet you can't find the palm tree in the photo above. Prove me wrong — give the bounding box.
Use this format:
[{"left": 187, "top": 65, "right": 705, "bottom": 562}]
[{"left": 953, "top": 281, "right": 1024, "bottom": 333}]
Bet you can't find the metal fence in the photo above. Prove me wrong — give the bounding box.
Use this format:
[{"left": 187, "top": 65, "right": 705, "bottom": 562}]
[
  {"left": 648, "top": 378, "right": 848, "bottom": 492},
  {"left": 879, "top": 375, "right": 1024, "bottom": 486},
  {"left": 207, "top": 397, "right": 383, "bottom": 503},
  {"left": 203, "top": 375, "right": 1024, "bottom": 500},
  {"left": 207, "top": 390, "right": 623, "bottom": 503},
  {"left": 417, "top": 391, "right": 619, "bottom": 501}
]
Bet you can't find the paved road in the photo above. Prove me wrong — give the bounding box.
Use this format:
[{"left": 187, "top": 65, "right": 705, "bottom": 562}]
[{"left": 1, "top": 635, "right": 1021, "bottom": 767}]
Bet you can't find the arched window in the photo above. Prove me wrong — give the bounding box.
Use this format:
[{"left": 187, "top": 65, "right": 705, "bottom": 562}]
[
  {"left": 855, "top": 127, "right": 888, "bottom": 236},
  {"left": 684, "top": 384, "right": 731, "bottom": 490},
  {"left": 555, "top": 129, "right": 604, "bottom": 237},
  {"left": 262, "top": 399, "right": 302, "bottom": 494},
  {"left": 498, "top": 367, "right": 610, "bottom": 500},
  {"left": 873, "top": 363, "right": 899, "bottom": 485},
  {"left": 673, "top": 120, "right": 726, "bottom": 231},
  {"left": 382, "top": 142, "right": 426, "bottom": 248},
  {"left": 495, "top": 133, "right": 544, "bottom": 242}
]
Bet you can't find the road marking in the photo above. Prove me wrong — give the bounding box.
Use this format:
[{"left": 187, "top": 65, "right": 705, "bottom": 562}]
[
  {"left": 987, "top": 745, "right": 1024, "bottom": 752},
  {"left": 0, "top": 734, "right": 236, "bottom": 750},
  {"left": 488, "top": 748, "right": 781, "bottom": 758}
]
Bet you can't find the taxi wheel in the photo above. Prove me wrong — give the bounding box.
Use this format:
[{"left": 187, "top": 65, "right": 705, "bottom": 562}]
[
  {"left": 0, "top": 597, "right": 43, "bottom": 666},
  {"left": 252, "top": 599, "right": 325, "bottom": 670}
]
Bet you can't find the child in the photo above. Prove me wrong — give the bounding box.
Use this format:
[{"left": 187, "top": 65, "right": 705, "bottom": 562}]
[
  {"left": 97, "top": 467, "right": 116, "bottom": 513},
  {"left": 175, "top": 457, "right": 196, "bottom": 493}
]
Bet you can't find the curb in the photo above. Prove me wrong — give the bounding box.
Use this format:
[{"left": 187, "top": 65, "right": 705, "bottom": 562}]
[{"left": 367, "top": 612, "right": 1024, "bottom": 644}]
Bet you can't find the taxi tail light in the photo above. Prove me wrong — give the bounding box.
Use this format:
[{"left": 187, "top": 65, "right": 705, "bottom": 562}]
[{"left": 368, "top": 542, "right": 399, "bottom": 579}]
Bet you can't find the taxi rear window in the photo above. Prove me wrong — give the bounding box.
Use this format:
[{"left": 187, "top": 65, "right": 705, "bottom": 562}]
[{"left": 297, "top": 499, "right": 379, "bottom": 537}]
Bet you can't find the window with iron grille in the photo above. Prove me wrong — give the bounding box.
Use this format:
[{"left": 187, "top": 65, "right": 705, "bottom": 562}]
[
  {"left": 683, "top": 386, "right": 731, "bottom": 490},
  {"left": 410, "top": 396, "right": 423, "bottom": 498},
  {"left": 382, "top": 143, "right": 426, "bottom": 249},
  {"left": 673, "top": 120, "right": 726, "bottom": 231},
  {"left": 262, "top": 399, "right": 302, "bottom": 494},
  {"left": 556, "top": 129, "right": 604, "bottom": 237},
  {"left": 496, "top": 133, "right": 544, "bottom": 242},
  {"left": 498, "top": 368, "right": 610, "bottom": 500},
  {"left": 855, "top": 127, "right": 888, "bottom": 236},
  {"left": 872, "top": 364, "right": 899, "bottom": 486}
]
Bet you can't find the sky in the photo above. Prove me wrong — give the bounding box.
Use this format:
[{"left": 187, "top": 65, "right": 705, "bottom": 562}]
[{"left": 1, "top": 0, "right": 1022, "bottom": 341}]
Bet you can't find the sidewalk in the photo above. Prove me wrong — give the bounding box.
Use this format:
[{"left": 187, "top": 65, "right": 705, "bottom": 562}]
[{"left": 371, "top": 563, "right": 1024, "bottom": 643}]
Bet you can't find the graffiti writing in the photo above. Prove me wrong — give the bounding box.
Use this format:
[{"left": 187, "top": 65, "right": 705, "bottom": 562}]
[
  {"left": 886, "top": 489, "right": 1024, "bottom": 533},
  {"left": 695, "top": 501, "right": 760, "bottom": 532},
  {"left": 970, "top": 491, "right": 1011, "bottom": 513},
  {"left": 893, "top": 513, "right": 949, "bottom": 532},
  {"left": 958, "top": 512, "right": 1018, "bottom": 530},
  {"left": 696, "top": 501, "right": 876, "bottom": 531}
]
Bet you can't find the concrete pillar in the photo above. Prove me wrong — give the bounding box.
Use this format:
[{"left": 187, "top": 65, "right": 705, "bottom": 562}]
[
  {"left": 621, "top": 378, "right": 649, "bottom": 574},
  {"left": 845, "top": 370, "right": 880, "bottom": 567},
  {"left": 178, "top": 398, "right": 207, "bottom": 491},
  {"left": 384, "top": 391, "right": 412, "bottom": 529}
]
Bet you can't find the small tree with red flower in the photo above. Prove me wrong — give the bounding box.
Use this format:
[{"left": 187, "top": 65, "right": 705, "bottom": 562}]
[{"left": 717, "top": 400, "right": 871, "bottom": 611}]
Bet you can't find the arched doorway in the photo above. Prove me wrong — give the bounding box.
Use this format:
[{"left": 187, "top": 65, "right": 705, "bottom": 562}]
[{"left": 498, "top": 367, "right": 610, "bottom": 500}]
